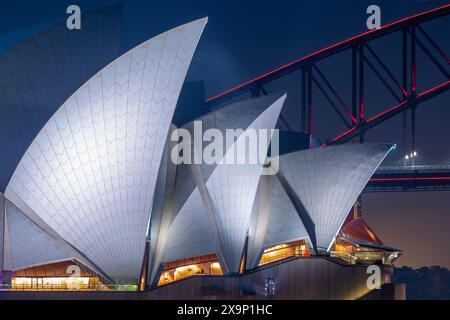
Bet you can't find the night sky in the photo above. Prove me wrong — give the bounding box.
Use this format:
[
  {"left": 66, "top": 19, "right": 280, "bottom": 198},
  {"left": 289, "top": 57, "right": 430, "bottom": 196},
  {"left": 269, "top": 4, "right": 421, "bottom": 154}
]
[{"left": 1, "top": 0, "right": 449, "bottom": 269}]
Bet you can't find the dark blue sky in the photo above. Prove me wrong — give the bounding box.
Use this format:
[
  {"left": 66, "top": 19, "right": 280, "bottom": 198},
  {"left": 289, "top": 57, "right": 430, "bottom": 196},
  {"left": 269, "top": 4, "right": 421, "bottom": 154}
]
[{"left": 1, "top": 0, "right": 449, "bottom": 268}]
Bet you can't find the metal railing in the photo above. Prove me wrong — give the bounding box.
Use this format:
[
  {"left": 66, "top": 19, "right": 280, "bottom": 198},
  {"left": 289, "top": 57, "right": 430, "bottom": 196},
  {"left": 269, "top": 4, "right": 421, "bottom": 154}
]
[
  {"left": 377, "top": 164, "right": 450, "bottom": 173},
  {"left": 0, "top": 284, "right": 138, "bottom": 292},
  {"left": 329, "top": 251, "right": 358, "bottom": 265}
]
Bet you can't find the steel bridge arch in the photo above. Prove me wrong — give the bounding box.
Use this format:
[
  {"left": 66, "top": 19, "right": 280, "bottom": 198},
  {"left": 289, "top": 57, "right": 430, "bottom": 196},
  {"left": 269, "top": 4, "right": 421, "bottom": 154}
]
[{"left": 205, "top": 4, "right": 450, "bottom": 147}]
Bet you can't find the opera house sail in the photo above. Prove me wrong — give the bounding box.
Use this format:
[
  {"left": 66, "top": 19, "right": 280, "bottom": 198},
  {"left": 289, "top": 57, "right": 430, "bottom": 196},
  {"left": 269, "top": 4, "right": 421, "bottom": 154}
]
[
  {"left": 153, "top": 94, "right": 286, "bottom": 284},
  {"left": 277, "top": 144, "right": 395, "bottom": 252},
  {"left": 3, "top": 18, "right": 208, "bottom": 284}
]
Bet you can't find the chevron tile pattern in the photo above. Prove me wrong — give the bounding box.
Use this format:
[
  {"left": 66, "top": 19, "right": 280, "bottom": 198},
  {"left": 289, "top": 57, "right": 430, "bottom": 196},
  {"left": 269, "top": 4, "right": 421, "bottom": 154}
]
[
  {"left": 262, "top": 175, "right": 309, "bottom": 250},
  {"left": 279, "top": 144, "right": 394, "bottom": 252},
  {"left": 161, "top": 94, "right": 286, "bottom": 273},
  {"left": 5, "top": 18, "right": 207, "bottom": 283},
  {"left": 205, "top": 95, "right": 285, "bottom": 272},
  {"left": 163, "top": 188, "right": 216, "bottom": 263},
  {"left": 0, "top": 7, "right": 122, "bottom": 192}
]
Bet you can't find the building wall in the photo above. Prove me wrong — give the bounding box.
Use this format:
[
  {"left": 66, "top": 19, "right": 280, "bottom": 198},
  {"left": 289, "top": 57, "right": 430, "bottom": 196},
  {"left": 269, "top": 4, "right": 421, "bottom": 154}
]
[
  {"left": 147, "top": 257, "right": 386, "bottom": 300},
  {"left": 0, "top": 257, "right": 402, "bottom": 300}
]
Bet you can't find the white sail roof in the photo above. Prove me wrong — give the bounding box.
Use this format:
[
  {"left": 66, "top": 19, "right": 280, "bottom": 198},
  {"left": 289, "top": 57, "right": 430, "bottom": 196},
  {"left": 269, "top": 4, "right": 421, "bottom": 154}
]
[
  {"left": 161, "top": 94, "right": 286, "bottom": 273},
  {"left": 247, "top": 174, "right": 309, "bottom": 268},
  {"left": 279, "top": 143, "right": 394, "bottom": 252},
  {"left": 3, "top": 201, "right": 72, "bottom": 271},
  {"left": 5, "top": 18, "right": 207, "bottom": 283}
]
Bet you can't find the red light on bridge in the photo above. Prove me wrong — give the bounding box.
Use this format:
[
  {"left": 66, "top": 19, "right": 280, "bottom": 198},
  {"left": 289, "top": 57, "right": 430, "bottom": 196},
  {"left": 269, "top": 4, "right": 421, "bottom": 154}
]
[
  {"left": 205, "top": 4, "right": 450, "bottom": 104},
  {"left": 370, "top": 177, "right": 450, "bottom": 182}
]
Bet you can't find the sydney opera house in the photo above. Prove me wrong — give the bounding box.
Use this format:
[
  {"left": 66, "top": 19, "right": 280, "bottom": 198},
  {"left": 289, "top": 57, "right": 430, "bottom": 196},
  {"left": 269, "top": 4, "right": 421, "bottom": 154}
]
[{"left": 0, "top": 7, "right": 404, "bottom": 300}]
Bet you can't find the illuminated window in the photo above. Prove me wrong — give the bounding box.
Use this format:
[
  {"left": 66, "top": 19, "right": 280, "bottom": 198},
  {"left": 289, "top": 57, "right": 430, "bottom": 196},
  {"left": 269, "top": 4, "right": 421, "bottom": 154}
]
[
  {"left": 330, "top": 237, "right": 399, "bottom": 265},
  {"left": 9, "top": 261, "right": 106, "bottom": 291},
  {"left": 12, "top": 277, "right": 95, "bottom": 291},
  {"left": 158, "top": 254, "right": 223, "bottom": 286},
  {"left": 259, "top": 240, "right": 309, "bottom": 266}
]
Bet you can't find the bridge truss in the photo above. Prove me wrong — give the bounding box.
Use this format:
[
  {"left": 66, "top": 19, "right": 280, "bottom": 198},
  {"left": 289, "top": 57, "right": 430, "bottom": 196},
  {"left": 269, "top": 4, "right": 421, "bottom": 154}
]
[{"left": 206, "top": 4, "right": 450, "bottom": 192}]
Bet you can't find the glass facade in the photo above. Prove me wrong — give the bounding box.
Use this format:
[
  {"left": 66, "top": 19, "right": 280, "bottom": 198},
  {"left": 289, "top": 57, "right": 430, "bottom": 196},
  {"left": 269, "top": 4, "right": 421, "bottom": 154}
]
[
  {"left": 158, "top": 254, "right": 223, "bottom": 286},
  {"left": 259, "top": 240, "right": 310, "bottom": 266},
  {"left": 8, "top": 261, "right": 107, "bottom": 291},
  {"left": 330, "top": 237, "right": 400, "bottom": 265},
  {"left": 11, "top": 277, "right": 102, "bottom": 291}
]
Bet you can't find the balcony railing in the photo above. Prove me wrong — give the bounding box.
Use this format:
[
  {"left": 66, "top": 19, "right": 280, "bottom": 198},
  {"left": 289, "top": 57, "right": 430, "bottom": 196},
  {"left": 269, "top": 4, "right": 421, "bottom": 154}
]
[{"left": 0, "top": 284, "right": 138, "bottom": 292}]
